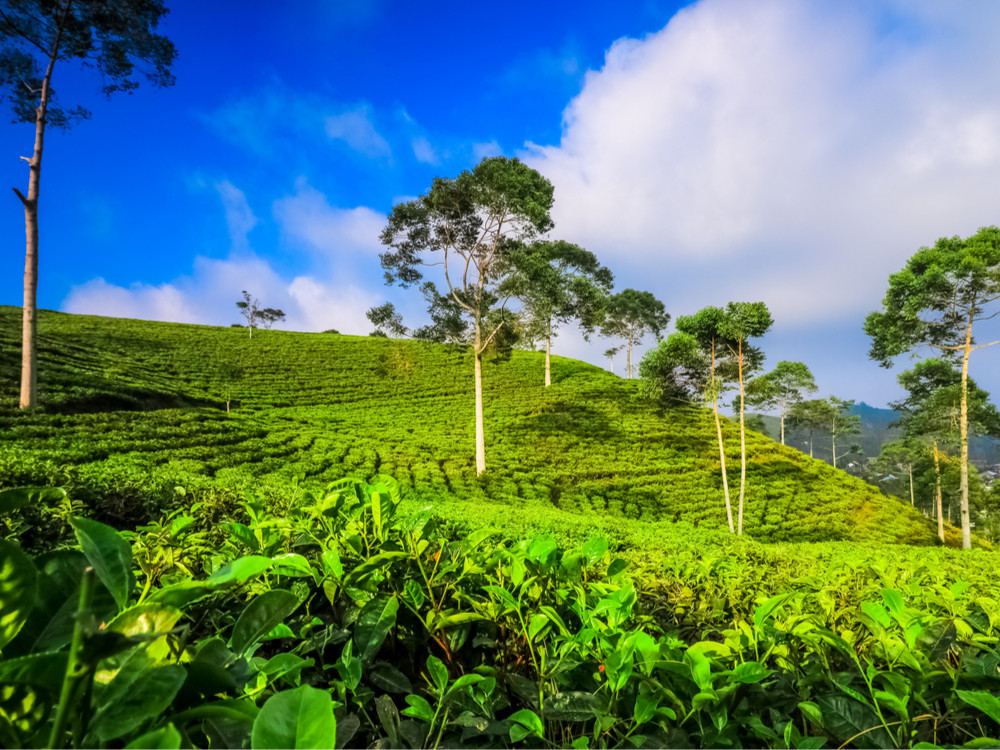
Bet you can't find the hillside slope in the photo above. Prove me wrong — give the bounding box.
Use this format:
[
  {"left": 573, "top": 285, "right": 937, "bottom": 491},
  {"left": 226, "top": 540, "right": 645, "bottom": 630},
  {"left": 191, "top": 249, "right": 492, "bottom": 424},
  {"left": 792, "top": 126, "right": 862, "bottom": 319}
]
[{"left": 0, "top": 306, "right": 943, "bottom": 546}]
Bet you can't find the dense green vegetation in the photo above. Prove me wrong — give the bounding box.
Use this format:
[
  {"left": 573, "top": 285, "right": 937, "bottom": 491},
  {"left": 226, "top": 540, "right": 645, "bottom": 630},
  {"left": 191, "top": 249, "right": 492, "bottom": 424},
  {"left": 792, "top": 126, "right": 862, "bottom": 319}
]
[
  {"left": 0, "top": 306, "right": 944, "bottom": 550},
  {"left": 3, "top": 479, "right": 1000, "bottom": 749}
]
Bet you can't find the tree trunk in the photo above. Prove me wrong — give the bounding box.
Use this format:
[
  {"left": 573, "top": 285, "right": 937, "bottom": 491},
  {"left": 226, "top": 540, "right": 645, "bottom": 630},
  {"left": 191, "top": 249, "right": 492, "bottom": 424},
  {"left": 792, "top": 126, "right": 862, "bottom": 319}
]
[
  {"left": 933, "top": 440, "right": 944, "bottom": 543},
  {"left": 959, "top": 319, "right": 972, "bottom": 549},
  {"left": 908, "top": 463, "right": 914, "bottom": 506},
  {"left": 18, "top": 2, "right": 71, "bottom": 410},
  {"left": 737, "top": 340, "right": 747, "bottom": 536},
  {"left": 780, "top": 410, "right": 785, "bottom": 446},
  {"left": 626, "top": 335, "right": 633, "bottom": 379},
  {"left": 831, "top": 431, "right": 837, "bottom": 469},
  {"left": 714, "top": 401, "right": 734, "bottom": 533},
  {"left": 544, "top": 321, "right": 551, "bottom": 387},
  {"left": 710, "top": 342, "right": 734, "bottom": 533},
  {"left": 474, "top": 347, "right": 486, "bottom": 476}
]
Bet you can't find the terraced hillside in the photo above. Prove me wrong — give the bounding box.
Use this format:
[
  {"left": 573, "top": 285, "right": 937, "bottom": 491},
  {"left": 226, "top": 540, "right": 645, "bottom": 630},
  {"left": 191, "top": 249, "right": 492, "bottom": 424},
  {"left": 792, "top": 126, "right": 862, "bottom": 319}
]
[{"left": 0, "top": 306, "right": 944, "bottom": 548}]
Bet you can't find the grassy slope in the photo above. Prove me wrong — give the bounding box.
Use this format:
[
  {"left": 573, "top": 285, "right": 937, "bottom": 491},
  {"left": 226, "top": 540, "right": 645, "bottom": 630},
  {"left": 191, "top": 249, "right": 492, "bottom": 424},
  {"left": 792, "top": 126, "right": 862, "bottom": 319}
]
[{"left": 0, "top": 307, "right": 947, "bottom": 552}]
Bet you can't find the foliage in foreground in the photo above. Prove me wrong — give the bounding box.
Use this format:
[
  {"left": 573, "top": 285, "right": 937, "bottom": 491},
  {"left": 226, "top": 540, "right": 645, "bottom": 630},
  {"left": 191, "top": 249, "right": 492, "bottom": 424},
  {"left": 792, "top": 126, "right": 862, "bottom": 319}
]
[{"left": 2, "top": 479, "right": 1000, "bottom": 749}]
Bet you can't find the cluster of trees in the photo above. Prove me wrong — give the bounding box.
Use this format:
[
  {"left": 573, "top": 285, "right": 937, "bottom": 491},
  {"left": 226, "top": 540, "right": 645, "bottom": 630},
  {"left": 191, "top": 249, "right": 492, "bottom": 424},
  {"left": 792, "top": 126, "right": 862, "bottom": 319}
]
[
  {"left": 865, "top": 226, "right": 1000, "bottom": 549},
  {"left": 377, "top": 156, "right": 668, "bottom": 475}
]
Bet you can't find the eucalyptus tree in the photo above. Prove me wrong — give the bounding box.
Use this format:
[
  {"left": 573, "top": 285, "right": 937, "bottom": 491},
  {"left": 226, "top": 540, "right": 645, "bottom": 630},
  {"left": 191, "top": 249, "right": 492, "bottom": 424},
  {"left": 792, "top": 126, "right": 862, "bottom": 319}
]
[
  {"left": 746, "top": 361, "right": 817, "bottom": 445},
  {"left": 380, "top": 156, "right": 554, "bottom": 475},
  {"left": 599, "top": 289, "right": 669, "bottom": 379},
  {"left": 865, "top": 226, "right": 1000, "bottom": 549},
  {"left": 892, "top": 358, "right": 1000, "bottom": 542},
  {"left": 1, "top": 0, "right": 176, "bottom": 409},
  {"left": 675, "top": 306, "right": 736, "bottom": 532},
  {"left": 719, "top": 301, "right": 773, "bottom": 535},
  {"left": 867, "top": 438, "right": 928, "bottom": 510},
  {"left": 787, "top": 398, "right": 834, "bottom": 458},
  {"left": 236, "top": 291, "right": 260, "bottom": 339},
  {"left": 507, "top": 240, "right": 613, "bottom": 386},
  {"left": 827, "top": 396, "right": 861, "bottom": 469}
]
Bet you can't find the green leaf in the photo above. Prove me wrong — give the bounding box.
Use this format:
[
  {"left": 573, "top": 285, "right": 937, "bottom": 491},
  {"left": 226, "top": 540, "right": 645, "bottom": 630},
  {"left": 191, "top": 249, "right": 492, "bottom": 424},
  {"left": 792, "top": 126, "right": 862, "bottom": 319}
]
[
  {"left": 546, "top": 691, "right": 603, "bottom": 722},
  {"left": 71, "top": 517, "right": 134, "bottom": 612},
  {"left": 230, "top": 590, "right": 300, "bottom": 657},
  {"left": 816, "top": 694, "right": 893, "bottom": 749},
  {"left": 0, "top": 541, "right": 37, "bottom": 651},
  {"left": 732, "top": 661, "right": 772, "bottom": 684},
  {"left": 527, "top": 613, "right": 549, "bottom": 642},
  {"left": 107, "top": 603, "right": 183, "bottom": 639},
  {"left": 321, "top": 550, "right": 343, "bottom": 580},
  {"left": 369, "top": 662, "right": 413, "bottom": 694},
  {"left": 509, "top": 708, "right": 544, "bottom": 741},
  {"left": 957, "top": 690, "right": 1000, "bottom": 724},
  {"left": 581, "top": 536, "right": 609, "bottom": 565},
  {"left": 354, "top": 594, "right": 399, "bottom": 663},
  {"left": 270, "top": 554, "right": 314, "bottom": 578},
  {"left": 345, "top": 551, "right": 408, "bottom": 581},
  {"left": 124, "top": 723, "right": 182, "bottom": 749},
  {"left": 0, "top": 487, "right": 65, "bottom": 515},
  {"left": 799, "top": 700, "right": 823, "bottom": 726},
  {"left": 402, "top": 694, "right": 434, "bottom": 723},
  {"left": 251, "top": 685, "right": 337, "bottom": 749},
  {"left": 259, "top": 653, "right": 312, "bottom": 687},
  {"left": 90, "top": 664, "right": 187, "bottom": 742},
  {"left": 426, "top": 655, "right": 449, "bottom": 695},
  {"left": 861, "top": 601, "right": 891, "bottom": 629},
  {"left": 634, "top": 691, "right": 658, "bottom": 725},
  {"left": 753, "top": 593, "right": 791, "bottom": 630},
  {"left": 211, "top": 555, "right": 274, "bottom": 585}
]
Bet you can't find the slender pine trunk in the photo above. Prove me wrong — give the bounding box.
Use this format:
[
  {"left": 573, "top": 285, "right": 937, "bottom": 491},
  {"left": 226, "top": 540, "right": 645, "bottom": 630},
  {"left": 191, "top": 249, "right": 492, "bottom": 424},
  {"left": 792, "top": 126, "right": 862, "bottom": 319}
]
[
  {"left": 737, "top": 340, "right": 747, "bottom": 536},
  {"left": 933, "top": 440, "right": 944, "bottom": 543},
  {"left": 959, "top": 319, "right": 972, "bottom": 549}
]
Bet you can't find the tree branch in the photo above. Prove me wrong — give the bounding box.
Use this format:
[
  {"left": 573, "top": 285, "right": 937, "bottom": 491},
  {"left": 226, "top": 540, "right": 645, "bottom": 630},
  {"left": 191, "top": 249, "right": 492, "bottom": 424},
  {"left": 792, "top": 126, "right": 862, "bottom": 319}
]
[{"left": 12, "top": 186, "right": 29, "bottom": 206}]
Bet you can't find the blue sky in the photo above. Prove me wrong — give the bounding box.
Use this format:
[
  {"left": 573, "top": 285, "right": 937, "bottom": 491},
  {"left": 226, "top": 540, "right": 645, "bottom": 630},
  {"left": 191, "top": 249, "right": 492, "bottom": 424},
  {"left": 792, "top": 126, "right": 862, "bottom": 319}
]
[{"left": 5, "top": 0, "right": 1000, "bottom": 409}]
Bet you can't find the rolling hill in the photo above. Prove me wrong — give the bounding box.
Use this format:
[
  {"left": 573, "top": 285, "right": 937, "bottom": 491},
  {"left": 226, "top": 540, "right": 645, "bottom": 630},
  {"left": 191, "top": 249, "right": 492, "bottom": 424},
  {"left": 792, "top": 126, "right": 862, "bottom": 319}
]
[{"left": 0, "top": 306, "right": 948, "bottom": 551}]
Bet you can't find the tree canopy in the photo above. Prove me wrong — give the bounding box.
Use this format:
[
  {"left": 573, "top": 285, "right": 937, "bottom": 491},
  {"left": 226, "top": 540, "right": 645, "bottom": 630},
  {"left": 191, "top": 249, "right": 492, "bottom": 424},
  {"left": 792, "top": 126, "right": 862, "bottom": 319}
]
[{"left": 599, "top": 289, "right": 669, "bottom": 379}]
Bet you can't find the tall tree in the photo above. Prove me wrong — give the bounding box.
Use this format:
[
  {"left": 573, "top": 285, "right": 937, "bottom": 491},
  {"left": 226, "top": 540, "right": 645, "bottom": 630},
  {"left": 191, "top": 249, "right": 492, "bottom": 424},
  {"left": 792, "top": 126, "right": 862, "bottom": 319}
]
[
  {"left": 380, "top": 156, "right": 554, "bottom": 475},
  {"left": 603, "top": 345, "right": 622, "bottom": 375},
  {"left": 719, "top": 301, "right": 773, "bottom": 536},
  {"left": 675, "top": 306, "right": 736, "bottom": 533},
  {"left": 236, "top": 291, "right": 260, "bottom": 339},
  {"left": 1, "top": 0, "right": 176, "bottom": 409},
  {"left": 787, "top": 398, "right": 834, "bottom": 459},
  {"left": 507, "top": 240, "right": 613, "bottom": 386},
  {"left": 746, "top": 361, "right": 817, "bottom": 445},
  {"left": 599, "top": 289, "right": 669, "bottom": 379},
  {"left": 865, "top": 226, "right": 1000, "bottom": 549},
  {"left": 826, "top": 396, "right": 861, "bottom": 469},
  {"left": 891, "top": 358, "right": 1000, "bottom": 542}
]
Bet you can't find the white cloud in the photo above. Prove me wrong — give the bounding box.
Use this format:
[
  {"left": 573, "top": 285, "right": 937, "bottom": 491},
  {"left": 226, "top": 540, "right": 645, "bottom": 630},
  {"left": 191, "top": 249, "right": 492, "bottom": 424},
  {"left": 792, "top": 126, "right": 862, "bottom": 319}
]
[
  {"left": 472, "top": 140, "right": 503, "bottom": 161},
  {"left": 411, "top": 136, "right": 438, "bottom": 165},
  {"left": 214, "top": 180, "right": 258, "bottom": 252},
  {"left": 523, "top": 0, "right": 1000, "bottom": 333},
  {"left": 324, "top": 104, "right": 392, "bottom": 158},
  {"left": 272, "top": 178, "right": 385, "bottom": 258},
  {"left": 63, "top": 254, "right": 379, "bottom": 335}
]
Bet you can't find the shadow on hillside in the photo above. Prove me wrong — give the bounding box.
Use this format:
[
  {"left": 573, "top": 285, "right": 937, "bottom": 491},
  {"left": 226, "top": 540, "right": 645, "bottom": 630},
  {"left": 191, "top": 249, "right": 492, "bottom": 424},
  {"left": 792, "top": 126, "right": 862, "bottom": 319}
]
[
  {"left": 40, "top": 385, "right": 218, "bottom": 414},
  {"left": 519, "top": 403, "right": 619, "bottom": 439}
]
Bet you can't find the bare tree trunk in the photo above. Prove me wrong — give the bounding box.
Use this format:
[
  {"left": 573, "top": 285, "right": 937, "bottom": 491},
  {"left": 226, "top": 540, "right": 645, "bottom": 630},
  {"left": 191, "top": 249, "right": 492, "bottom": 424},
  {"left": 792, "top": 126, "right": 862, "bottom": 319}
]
[
  {"left": 831, "top": 432, "right": 837, "bottom": 469},
  {"left": 626, "top": 335, "right": 633, "bottom": 379},
  {"left": 16, "top": 1, "right": 71, "bottom": 410},
  {"left": 544, "top": 321, "right": 551, "bottom": 387},
  {"left": 474, "top": 346, "right": 486, "bottom": 476},
  {"left": 714, "top": 401, "right": 734, "bottom": 533},
  {"left": 737, "top": 340, "right": 747, "bottom": 536},
  {"left": 959, "top": 319, "right": 972, "bottom": 549},
  {"left": 908, "top": 463, "right": 914, "bottom": 506},
  {"left": 934, "top": 440, "right": 944, "bottom": 543},
  {"left": 780, "top": 410, "right": 785, "bottom": 446}
]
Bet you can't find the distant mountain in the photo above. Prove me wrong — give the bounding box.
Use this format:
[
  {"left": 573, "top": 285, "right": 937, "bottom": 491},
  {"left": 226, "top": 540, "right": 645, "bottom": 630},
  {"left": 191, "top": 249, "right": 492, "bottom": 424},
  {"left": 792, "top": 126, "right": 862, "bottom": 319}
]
[{"left": 753, "top": 402, "right": 1000, "bottom": 467}]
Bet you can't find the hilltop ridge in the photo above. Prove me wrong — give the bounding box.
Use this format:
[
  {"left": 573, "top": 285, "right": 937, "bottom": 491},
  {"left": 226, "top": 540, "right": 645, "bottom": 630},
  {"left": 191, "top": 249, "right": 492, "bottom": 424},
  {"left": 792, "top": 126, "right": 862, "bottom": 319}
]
[{"left": 0, "top": 306, "right": 947, "bottom": 548}]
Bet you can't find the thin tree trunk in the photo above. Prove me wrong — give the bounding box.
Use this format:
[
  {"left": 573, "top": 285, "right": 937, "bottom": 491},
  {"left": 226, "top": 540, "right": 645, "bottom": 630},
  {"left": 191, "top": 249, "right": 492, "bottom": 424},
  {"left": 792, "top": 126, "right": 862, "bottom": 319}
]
[
  {"left": 780, "top": 409, "right": 785, "bottom": 446},
  {"left": 831, "top": 431, "right": 837, "bottom": 469},
  {"left": 959, "top": 319, "right": 972, "bottom": 549},
  {"left": 908, "top": 463, "right": 914, "bottom": 506},
  {"left": 474, "top": 345, "right": 486, "bottom": 476},
  {"left": 737, "top": 339, "right": 747, "bottom": 536},
  {"left": 18, "top": 1, "right": 71, "bottom": 410},
  {"left": 544, "top": 321, "right": 551, "bottom": 387},
  {"left": 709, "top": 341, "right": 733, "bottom": 533},
  {"left": 626, "top": 335, "right": 633, "bottom": 379},
  {"left": 933, "top": 440, "right": 944, "bottom": 543}
]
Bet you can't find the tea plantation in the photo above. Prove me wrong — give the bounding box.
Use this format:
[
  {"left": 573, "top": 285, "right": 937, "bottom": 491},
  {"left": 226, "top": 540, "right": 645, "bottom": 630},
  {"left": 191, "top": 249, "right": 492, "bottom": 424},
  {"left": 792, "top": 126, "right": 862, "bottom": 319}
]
[
  {"left": 4, "top": 307, "right": 1000, "bottom": 748},
  {"left": 0, "top": 306, "right": 940, "bottom": 550}
]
